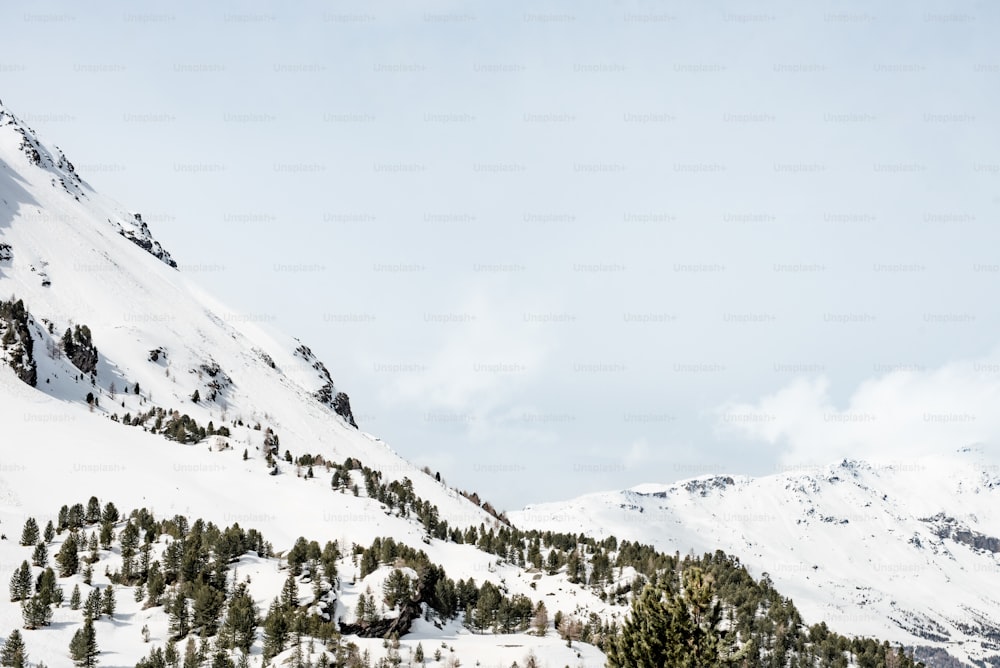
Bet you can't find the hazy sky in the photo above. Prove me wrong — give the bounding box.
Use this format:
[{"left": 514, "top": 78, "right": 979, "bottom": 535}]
[{"left": 3, "top": 0, "right": 999, "bottom": 510}]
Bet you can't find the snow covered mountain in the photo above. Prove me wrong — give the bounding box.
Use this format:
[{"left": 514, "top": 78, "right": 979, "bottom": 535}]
[
  {"left": 0, "top": 100, "right": 612, "bottom": 667},
  {"left": 512, "top": 451, "right": 1000, "bottom": 666},
  {"left": 0, "top": 98, "right": 963, "bottom": 668}
]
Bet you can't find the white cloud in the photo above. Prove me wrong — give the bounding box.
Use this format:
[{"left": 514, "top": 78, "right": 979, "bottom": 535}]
[
  {"left": 716, "top": 352, "right": 1000, "bottom": 466},
  {"left": 381, "top": 292, "right": 551, "bottom": 416}
]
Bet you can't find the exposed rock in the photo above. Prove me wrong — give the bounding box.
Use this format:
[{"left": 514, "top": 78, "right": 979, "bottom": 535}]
[
  {"left": 295, "top": 342, "right": 358, "bottom": 427},
  {"left": 62, "top": 324, "right": 98, "bottom": 375},
  {"left": 338, "top": 601, "right": 420, "bottom": 639},
  {"left": 0, "top": 297, "right": 37, "bottom": 386},
  {"left": 116, "top": 213, "right": 177, "bottom": 268}
]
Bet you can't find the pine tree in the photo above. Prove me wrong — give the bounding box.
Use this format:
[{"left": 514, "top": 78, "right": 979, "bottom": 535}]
[
  {"left": 147, "top": 562, "right": 166, "bottom": 606},
  {"left": 191, "top": 585, "right": 224, "bottom": 637},
  {"left": 209, "top": 644, "right": 234, "bottom": 668},
  {"left": 9, "top": 562, "right": 31, "bottom": 602},
  {"left": 414, "top": 642, "right": 425, "bottom": 664},
  {"left": 182, "top": 638, "right": 197, "bottom": 668},
  {"left": 169, "top": 593, "right": 190, "bottom": 640},
  {"left": 43, "top": 521, "right": 55, "bottom": 543},
  {"left": 21, "top": 595, "right": 52, "bottom": 629},
  {"left": 219, "top": 582, "right": 259, "bottom": 654},
  {"left": 57, "top": 533, "right": 79, "bottom": 576},
  {"left": 0, "top": 628, "right": 28, "bottom": 668},
  {"left": 84, "top": 589, "right": 102, "bottom": 620},
  {"left": 120, "top": 522, "right": 139, "bottom": 583},
  {"left": 70, "top": 584, "right": 82, "bottom": 610},
  {"left": 101, "top": 586, "right": 116, "bottom": 618},
  {"left": 531, "top": 601, "right": 548, "bottom": 636},
  {"left": 164, "top": 641, "right": 179, "bottom": 668},
  {"left": 279, "top": 573, "right": 299, "bottom": 612},
  {"left": 35, "top": 567, "right": 58, "bottom": 607},
  {"left": 606, "top": 567, "right": 731, "bottom": 668},
  {"left": 69, "top": 616, "right": 98, "bottom": 668},
  {"left": 85, "top": 497, "right": 101, "bottom": 524},
  {"left": 31, "top": 542, "right": 47, "bottom": 567},
  {"left": 19, "top": 518, "right": 39, "bottom": 546},
  {"left": 261, "top": 599, "right": 288, "bottom": 662},
  {"left": 101, "top": 502, "right": 119, "bottom": 524}
]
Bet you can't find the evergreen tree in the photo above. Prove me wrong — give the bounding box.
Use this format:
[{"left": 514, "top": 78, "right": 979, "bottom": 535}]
[
  {"left": 101, "top": 502, "right": 119, "bottom": 525},
  {"left": 101, "top": 586, "right": 115, "bottom": 618},
  {"left": 19, "top": 518, "right": 39, "bottom": 546},
  {"left": 35, "top": 567, "right": 58, "bottom": 607},
  {"left": 8, "top": 562, "right": 31, "bottom": 602},
  {"left": 169, "top": 593, "right": 190, "bottom": 640},
  {"left": 146, "top": 562, "right": 166, "bottom": 606},
  {"left": 57, "top": 533, "right": 79, "bottom": 576},
  {"left": 219, "top": 582, "right": 259, "bottom": 654},
  {"left": 0, "top": 628, "right": 27, "bottom": 668},
  {"left": 606, "top": 567, "right": 732, "bottom": 668},
  {"left": 31, "top": 542, "right": 47, "bottom": 567},
  {"left": 279, "top": 573, "right": 299, "bottom": 612},
  {"left": 84, "top": 589, "right": 102, "bottom": 620},
  {"left": 191, "top": 585, "right": 225, "bottom": 637},
  {"left": 209, "top": 644, "right": 233, "bottom": 668},
  {"left": 414, "top": 642, "right": 424, "bottom": 664},
  {"left": 69, "top": 616, "right": 98, "bottom": 668},
  {"left": 85, "top": 497, "right": 101, "bottom": 524},
  {"left": 120, "top": 522, "right": 139, "bottom": 583},
  {"left": 70, "top": 584, "right": 82, "bottom": 610},
  {"left": 43, "top": 521, "right": 55, "bottom": 544},
  {"left": 531, "top": 601, "right": 548, "bottom": 636},
  {"left": 21, "top": 595, "right": 52, "bottom": 629},
  {"left": 164, "top": 641, "right": 179, "bottom": 668},
  {"left": 182, "top": 638, "right": 197, "bottom": 668},
  {"left": 261, "top": 599, "right": 288, "bottom": 662}
]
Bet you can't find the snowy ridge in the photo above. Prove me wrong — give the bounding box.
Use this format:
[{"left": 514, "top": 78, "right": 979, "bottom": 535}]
[{"left": 512, "top": 453, "right": 1000, "bottom": 665}]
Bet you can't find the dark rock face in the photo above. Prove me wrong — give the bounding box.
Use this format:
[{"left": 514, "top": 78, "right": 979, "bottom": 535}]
[
  {"left": 332, "top": 391, "right": 357, "bottom": 428},
  {"left": 119, "top": 213, "right": 177, "bottom": 268},
  {"left": 62, "top": 324, "right": 98, "bottom": 375},
  {"left": 338, "top": 601, "right": 419, "bottom": 639},
  {"left": 922, "top": 512, "right": 1000, "bottom": 554},
  {"left": 294, "top": 342, "right": 358, "bottom": 428}
]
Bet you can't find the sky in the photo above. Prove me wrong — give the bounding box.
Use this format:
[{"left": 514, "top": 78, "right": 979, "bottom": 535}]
[{"left": 2, "top": 0, "right": 999, "bottom": 511}]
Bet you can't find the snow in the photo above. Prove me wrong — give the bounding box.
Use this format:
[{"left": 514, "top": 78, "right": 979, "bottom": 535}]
[
  {"left": 3, "top": 98, "right": 996, "bottom": 666},
  {"left": 0, "top": 101, "right": 611, "bottom": 667},
  {"left": 512, "top": 454, "right": 1000, "bottom": 665}
]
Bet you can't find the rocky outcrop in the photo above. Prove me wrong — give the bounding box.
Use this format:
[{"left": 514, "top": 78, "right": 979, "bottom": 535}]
[
  {"left": 332, "top": 391, "right": 357, "bottom": 428},
  {"left": 116, "top": 213, "right": 177, "bottom": 268},
  {"left": 62, "top": 324, "right": 98, "bottom": 375},
  {"left": 0, "top": 298, "right": 37, "bottom": 386},
  {"left": 295, "top": 342, "right": 358, "bottom": 428}
]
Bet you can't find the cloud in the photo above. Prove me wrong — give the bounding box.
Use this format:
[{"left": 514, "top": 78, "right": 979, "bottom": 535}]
[
  {"left": 382, "top": 292, "right": 551, "bottom": 418},
  {"left": 716, "top": 353, "right": 1000, "bottom": 465}
]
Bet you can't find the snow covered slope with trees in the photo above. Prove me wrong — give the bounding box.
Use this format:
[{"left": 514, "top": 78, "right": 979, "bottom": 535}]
[
  {"left": 0, "top": 98, "right": 948, "bottom": 667},
  {"left": 513, "top": 452, "right": 1000, "bottom": 666}
]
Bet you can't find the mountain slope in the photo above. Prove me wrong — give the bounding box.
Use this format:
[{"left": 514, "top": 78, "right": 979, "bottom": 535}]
[
  {"left": 512, "top": 452, "right": 1000, "bottom": 666},
  {"left": 0, "top": 98, "right": 939, "bottom": 668}
]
